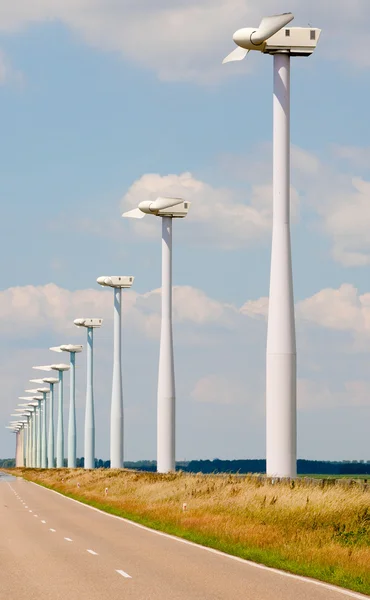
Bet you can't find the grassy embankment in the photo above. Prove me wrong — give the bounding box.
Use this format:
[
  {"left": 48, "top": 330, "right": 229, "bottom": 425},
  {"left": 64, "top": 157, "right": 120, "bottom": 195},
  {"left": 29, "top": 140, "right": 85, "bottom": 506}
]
[{"left": 12, "top": 468, "right": 370, "bottom": 596}]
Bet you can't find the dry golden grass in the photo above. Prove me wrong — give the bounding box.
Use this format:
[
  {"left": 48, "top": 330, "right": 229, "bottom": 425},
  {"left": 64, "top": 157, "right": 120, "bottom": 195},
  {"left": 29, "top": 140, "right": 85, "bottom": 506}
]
[{"left": 16, "top": 468, "right": 370, "bottom": 593}]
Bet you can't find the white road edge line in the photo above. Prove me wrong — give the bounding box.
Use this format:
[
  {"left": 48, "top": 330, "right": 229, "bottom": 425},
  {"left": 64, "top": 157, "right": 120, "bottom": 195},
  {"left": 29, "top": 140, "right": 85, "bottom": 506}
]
[
  {"left": 116, "top": 569, "right": 132, "bottom": 579},
  {"left": 28, "top": 481, "right": 368, "bottom": 600},
  {"left": 87, "top": 549, "right": 98, "bottom": 556},
  {"left": 64, "top": 537, "right": 73, "bottom": 542}
]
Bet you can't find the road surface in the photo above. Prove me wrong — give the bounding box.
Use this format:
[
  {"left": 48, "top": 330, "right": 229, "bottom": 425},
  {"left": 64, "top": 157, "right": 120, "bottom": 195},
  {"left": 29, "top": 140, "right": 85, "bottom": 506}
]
[{"left": 0, "top": 471, "right": 368, "bottom": 600}]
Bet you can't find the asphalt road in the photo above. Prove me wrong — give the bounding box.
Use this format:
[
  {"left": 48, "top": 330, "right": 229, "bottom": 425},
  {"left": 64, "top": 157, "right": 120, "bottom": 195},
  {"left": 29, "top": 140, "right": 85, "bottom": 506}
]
[{"left": 0, "top": 471, "right": 368, "bottom": 600}]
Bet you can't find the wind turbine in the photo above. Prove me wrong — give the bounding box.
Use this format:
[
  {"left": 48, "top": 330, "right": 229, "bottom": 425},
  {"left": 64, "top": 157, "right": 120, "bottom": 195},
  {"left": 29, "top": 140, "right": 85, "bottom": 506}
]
[
  {"left": 17, "top": 410, "right": 32, "bottom": 467},
  {"left": 12, "top": 422, "right": 23, "bottom": 467},
  {"left": 97, "top": 276, "right": 134, "bottom": 469},
  {"left": 33, "top": 365, "right": 70, "bottom": 468},
  {"left": 223, "top": 13, "right": 321, "bottom": 478},
  {"left": 26, "top": 402, "right": 40, "bottom": 467},
  {"left": 123, "top": 197, "right": 190, "bottom": 473},
  {"left": 31, "top": 377, "right": 60, "bottom": 468},
  {"left": 50, "top": 345, "right": 83, "bottom": 468},
  {"left": 74, "top": 318, "right": 103, "bottom": 469},
  {"left": 18, "top": 398, "right": 36, "bottom": 466},
  {"left": 8, "top": 425, "right": 18, "bottom": 467},
  {"left": 37, "top": 388, "right": 49, "bottom": 468},
  {"left": 23, "top": 407, "right": 34, "bottom": 467},
  {"left": 25, "top": 391, "right": 44, "bottom": 468}
]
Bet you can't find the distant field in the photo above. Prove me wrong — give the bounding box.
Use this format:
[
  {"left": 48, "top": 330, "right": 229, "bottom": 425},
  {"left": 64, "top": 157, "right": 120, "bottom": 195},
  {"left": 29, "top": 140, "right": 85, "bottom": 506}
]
[
  {"left": 300, "top": 474, "right": 369, "bottom": 480},
  {"left": 10, "top": 468, "right": 370, "bottom": 596}
]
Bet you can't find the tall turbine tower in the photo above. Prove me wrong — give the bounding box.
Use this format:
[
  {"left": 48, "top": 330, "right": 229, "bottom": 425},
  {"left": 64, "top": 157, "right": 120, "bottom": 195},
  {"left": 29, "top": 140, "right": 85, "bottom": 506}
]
[
  {"left": 24, "top": 393, "right": 44, "bottom": 467},
  {"left": 37, "top": 388, "right": 49, "bottom": 468},
  {"left": 223, "top": 13, "right": 321, "bottom": 478},
  {"left": 97, "top": 276, "right": 134, "bottom": 469},
  {"left": 50, "top": 345, "right": 83, "bottom": 468},
  {"left": 25, "top": 391, "right": 42, "bottom": 467},
  {"left": 74, "top": 318, "right": 103, "bottom": 469},
  {"left": 19, "top": 399, "right": 38, "bottom": 467},
  {"left": 31, "top": 377, "right": 59, "bottom": 468},
  {"left": 122, "top": 197, "right": 190, "bottom": 473},
  {"left": 33, "top": 365, "right": 70, "bottom": 468}
]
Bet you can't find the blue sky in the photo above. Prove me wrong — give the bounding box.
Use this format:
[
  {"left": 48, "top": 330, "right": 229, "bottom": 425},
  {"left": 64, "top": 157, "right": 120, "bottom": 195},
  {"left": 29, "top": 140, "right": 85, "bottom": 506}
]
[{"left": 1, "top": 1, "right": 370, "bottom": 462}]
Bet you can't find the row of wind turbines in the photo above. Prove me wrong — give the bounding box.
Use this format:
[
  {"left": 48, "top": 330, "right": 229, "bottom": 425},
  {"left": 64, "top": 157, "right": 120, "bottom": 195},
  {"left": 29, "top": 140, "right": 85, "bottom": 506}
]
[{"left": 7, "top": 11, "right": 321, "bottom": 479}]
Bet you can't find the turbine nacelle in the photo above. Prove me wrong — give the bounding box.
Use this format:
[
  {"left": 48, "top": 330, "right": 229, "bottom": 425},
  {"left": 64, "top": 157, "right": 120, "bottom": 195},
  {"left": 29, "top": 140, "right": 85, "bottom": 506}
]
[
  {"left": 33, "top": 364, "right": 70, "bottom": 372},
  {"left": 223, "top": 13, "right": 321, "bottom": 63},
  {"left": 122, "top": 197, "right": 190, "bottom": 220},
  {"left": 74, "top": 318, "right": 103, "bottom": 329},
  {"left": 50, "top": 344, "right": 83, "bottom": 353},
  {"left": 97, "top": 276, "right": 134, "bottom": 289}
]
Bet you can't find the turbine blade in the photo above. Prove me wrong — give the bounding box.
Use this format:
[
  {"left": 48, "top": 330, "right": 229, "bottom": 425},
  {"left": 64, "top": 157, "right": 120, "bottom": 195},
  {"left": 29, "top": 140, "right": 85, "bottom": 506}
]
[
  {"left": 222, "top": 47, "right": 249, "bottom": 64},
  {"left": 151, "top": 197, "right": 183, "bottom": 211},
  {"left": 122, "top": 208, "right": 146, "bottom": 219},
  {"left": 33, "top": 365, "right": 53, "bottom": 371},
  {"left": 50, "top": 346, "right": 63, "bottom": 352},
  {"left": 253, "top": 12, "right": 294, "bottom": 44}
]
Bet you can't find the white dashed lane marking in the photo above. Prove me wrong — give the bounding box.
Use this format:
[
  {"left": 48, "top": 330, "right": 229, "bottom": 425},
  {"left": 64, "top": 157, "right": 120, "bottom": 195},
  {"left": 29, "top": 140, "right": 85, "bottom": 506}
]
[
  {"left": 64, "top": 537, "right": 73, "bottom": 542},
  {"left": 49, "top": 529, "right": 56, "bottom": 533},
  {"left": 87, "top": 549, "right": 98, "bottom": 556},
  {"left": 116, "top": 569, "right": 132, "bottom": 579},
  {"left": 41, "top": 520, "right": 46, "bottom": 524}
]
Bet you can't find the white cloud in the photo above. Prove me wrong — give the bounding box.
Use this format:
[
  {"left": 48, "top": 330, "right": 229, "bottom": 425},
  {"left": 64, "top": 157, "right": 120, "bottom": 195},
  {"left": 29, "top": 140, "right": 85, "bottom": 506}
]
[
  {"left": 0, "top": 282, "right": 237, "bottom": 340},
  {"left": 317, "top": 175, "right": 370, "bottom": 267},
  {"left": 222, "top": 142, "right": 370, "bottom": 267},
  {"left": 240, "top": 296, "right": 268, "bottom": 319},
  {"left": 0, "top": 50, "right": 23, "bottom": 85},
  {"left": 297, "top": 283, "right": 370, "bottom": 340},
  {"left": 121, "top": 171, "right": 300, "bottom": 248},
  {"left": 298, "top": 378, "right": 370, "bottom": 411},
  {"left": 2, "top": 1, "right": 370, "bottom": 82},
  {"left": 191, "top": 374, "right": 246, "bottom": 405}
]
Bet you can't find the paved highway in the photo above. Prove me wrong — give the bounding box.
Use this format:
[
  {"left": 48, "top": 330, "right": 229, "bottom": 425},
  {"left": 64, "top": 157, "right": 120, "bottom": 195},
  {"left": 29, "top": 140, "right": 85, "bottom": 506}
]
[{"left": 0, "top": 472, "right": 368, "bottom": 600}]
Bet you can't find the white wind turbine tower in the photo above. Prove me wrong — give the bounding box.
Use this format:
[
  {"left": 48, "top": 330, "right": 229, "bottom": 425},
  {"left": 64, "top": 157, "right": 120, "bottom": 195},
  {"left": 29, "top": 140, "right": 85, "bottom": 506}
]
[
  {"left": 223, "top": 13, "right": 321, "bottom": 478},
  {"left": 31, "top": 377, "right": 59, "bottom": 468},
  {"left": 19, "top": 398, "right": 37, "bottom": 466},
  {"left": 6, "top": 425, "right": 20, "bottom": 466},
  {"left": 33, "top": 364, "right": 70, "bottom": 468},
  {"left": 97, "top": 276, "right": 134, "bottom": 469},
  {"left": 14, "top": 408, "right": 33, "bottom": 466},
  {"left": 122, "top": 197, "right": 190, "bottom": 473},
  {"left": 50, "top": 345, "right": 83, "bottom": 468},
  {"left": 25, "top": 391, "right": 44, "bottom": 468},
  {"left": 26, "top": 385, "right": 50, "bottom": 469},
  {"left": 74, "top": 318, "right": 103, "bottom": 470}
]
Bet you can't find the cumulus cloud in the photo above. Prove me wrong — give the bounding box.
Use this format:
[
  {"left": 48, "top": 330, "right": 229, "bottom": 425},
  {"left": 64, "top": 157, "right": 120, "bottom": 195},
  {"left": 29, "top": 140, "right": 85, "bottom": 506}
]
[
  {"left": 297, "top": 284, "right": 370, "bottom": 338},
  {"left": 240, "top": 296, "right": 269, "bottom": 319},
  {"left": 121, "top": 171, "right": 298, "bottom": 248},
  {"left": 2, "top": 1, "right": 370, "bottom": 82},
  {"left": 191, "top": 374, "right": 246, "bottom": 405},
  {"left": 222, "top": 142, "right": 370, "bottom": 267},
  {"left": 0, "top": 50, "right": 23, "bottom": 85},
  {"left": 0, "top": 282, "right": 238, "bottom": 340},
  {"left": 316, "top": 176, "right": 370, "bottom": 267},
  {"left": 298, "top": 378, "right": 370, "bottom": 410}
]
